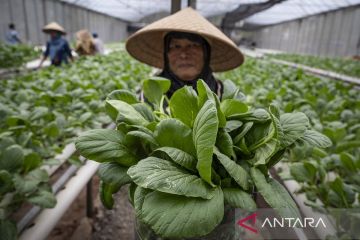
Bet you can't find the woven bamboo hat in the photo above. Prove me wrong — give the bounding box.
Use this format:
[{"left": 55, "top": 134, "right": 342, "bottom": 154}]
[
  {"left": 42, "top": 22, "right": 66, "bottom": 34},
  {"left": 126, "top": 7, "right": 244, "bottom": 72}
]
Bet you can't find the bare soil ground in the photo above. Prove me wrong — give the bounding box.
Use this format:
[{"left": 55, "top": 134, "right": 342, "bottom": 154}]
[{"left": 47, "top": 175, "right": 135, "bottom": 240}]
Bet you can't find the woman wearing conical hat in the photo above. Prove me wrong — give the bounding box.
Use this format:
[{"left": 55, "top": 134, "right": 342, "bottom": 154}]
[
  {"left": 38, "top": 22, "right": 74, "bottom": 68},
  {"left": 126, "top": 7, "right": 244, "bottom": 99}
]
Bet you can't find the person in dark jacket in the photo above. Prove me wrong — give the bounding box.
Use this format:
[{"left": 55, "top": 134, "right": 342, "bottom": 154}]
[
  {"left": 126, "top": 7, "right": 244, "bottom": 99},
  {"left": 5, "top": 23, "right": 22, "bottom": 44},
  {"left": 38, "top": 22, "right": 73, "bottom": 68}
]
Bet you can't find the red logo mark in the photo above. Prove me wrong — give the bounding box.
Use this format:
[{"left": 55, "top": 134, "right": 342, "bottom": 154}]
[{"left": 237, "top": 213, "right": 258, "bottom": 233}]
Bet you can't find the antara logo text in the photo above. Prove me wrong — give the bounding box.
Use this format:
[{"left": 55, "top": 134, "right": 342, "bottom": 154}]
[{"left": 237, "top": 213, "right": 327, "bottom": 233}]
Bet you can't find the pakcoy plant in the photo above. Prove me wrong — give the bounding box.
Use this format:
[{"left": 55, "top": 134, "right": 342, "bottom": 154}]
[{"left": 75, "top": 78, "right": 331, "bottom": 238}]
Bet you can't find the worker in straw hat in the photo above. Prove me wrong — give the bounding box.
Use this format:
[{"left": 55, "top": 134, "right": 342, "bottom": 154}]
[
  {"left": 126, "top": 7, "right": 244, "bottom": 99},
  {"left": 38, "top": 22, "right": 73, "bottom": 68},
  {"left": 75, "top": 29, "right": 97, "bottom": 56}
]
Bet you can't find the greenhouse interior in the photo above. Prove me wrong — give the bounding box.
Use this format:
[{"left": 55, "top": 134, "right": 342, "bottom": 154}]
[{"left": 0, "top": 0, "right": 360, "bottom": 239}]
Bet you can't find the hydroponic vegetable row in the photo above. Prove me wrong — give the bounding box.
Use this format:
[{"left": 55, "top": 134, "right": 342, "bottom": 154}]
[
  {"left": 1, "top": 50, "right": 358, "bottom": 239},
  {"left": 0, "top": 43, "right": 40, "bottom": 69},
  {"left": 219, "top": 58, "right": 360, "bottom": 238},
  {"left": 0, "top": 50, "right": 151, "bottom": 237}
]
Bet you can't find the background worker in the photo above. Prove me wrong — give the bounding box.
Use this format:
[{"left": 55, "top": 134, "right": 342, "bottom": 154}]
[{"left": 38, "top": 22, "right": 73, "bottom": 68}]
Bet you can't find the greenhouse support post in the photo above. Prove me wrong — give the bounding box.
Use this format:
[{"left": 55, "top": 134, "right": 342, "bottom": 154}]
[{"left": 87, "top": 178, "right": 94, "bottom": 218}]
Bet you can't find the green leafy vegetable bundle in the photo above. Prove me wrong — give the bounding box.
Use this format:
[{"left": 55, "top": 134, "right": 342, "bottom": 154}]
[
  {"left": 0, "top": 43, "right": 40, "bottom": 69},
  {"left": 75, "top": 78, "right": 331, "bottom": 238}
]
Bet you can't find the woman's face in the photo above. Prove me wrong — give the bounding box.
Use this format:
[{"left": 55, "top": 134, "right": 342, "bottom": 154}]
[
  {"left": 167, "top": 38, "right": 204, "bottom": 81},
  {"left": 50, "top": 31, "right": 60, "bottom": 39}
]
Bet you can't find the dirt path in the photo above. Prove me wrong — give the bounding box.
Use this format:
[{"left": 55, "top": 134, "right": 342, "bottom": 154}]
[
  {"left": 92, "top": 186, "right": 135, "bottom": 240},
  {"left": 47, "top": 176, "right": 135, "bottom": 240}
]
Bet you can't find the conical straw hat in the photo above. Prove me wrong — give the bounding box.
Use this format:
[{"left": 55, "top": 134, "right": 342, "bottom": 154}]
[
  {"left": 42, "top": 22, "right": 66, "bottom": 34},
  {"left": 75, "top": 29, "right": 95, "bottom": 54},
  {"left": 126, "top": 7, "right": 244, "bottom": 72}
]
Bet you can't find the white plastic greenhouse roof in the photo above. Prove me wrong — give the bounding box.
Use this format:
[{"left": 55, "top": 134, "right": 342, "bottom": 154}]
[{"left": 60, "top": 0, "right": 360, "bottom": 25}]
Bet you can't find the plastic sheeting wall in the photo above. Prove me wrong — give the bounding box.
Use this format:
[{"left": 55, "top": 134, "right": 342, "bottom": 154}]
[
  {"left": 0, "top": 0, "right": 128, "bottom": 45},
  {"left": 249, "top": 6, "right": 360, "bottom": 57}
]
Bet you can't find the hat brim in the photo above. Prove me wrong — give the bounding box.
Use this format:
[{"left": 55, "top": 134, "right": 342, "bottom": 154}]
[
  {"left": 126, "top": 28, "right": 243, "bottom": 72},
  {"left": 42, "top": 29, "right": 66, "bottom": 34}
]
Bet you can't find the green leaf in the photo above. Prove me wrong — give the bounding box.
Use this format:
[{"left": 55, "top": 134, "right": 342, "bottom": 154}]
[
  {"left": 154, "top": 147, "right": 197, "bottom": 172},
  {"left": 214, "top": 149, "right": 249, "bottom": 190},
  {"left": 134, "top": 186, "right": 152, "bottom": 218},
  {"left": 197, "top": 80, "right": 215, "bottom": 108},
  {"left": 127, "top": 157, "right": 215, "bottom": 199},
  {"left": 0, "top": 170, "right": 13, "bottom": 195},
  {"left": 251, "top": 138, "right": 278, "bottom": 166},
  {"left": 141, "top": 187, "right": 224, "bottom": 238},
  {"left": 300, "top": 130, "right": 332, "bottom": 148},
  {"left": 143, "top": 77, "right": 171, "bottom": 108},
  {"left": 222, "top": 79, "right": 238, "bottom": 99},
  {"left": 30, "top": 106, "right": 49, "bottom": 121},
  {"left": 290, "top": 162, "right": 314, "bottom": 183},
  {"left": 0, "top": 145, "right": 24, "bottom": 172},
  {"left": 144, "top": 77, "right": 171, "bottom": 93},
  {"left": 335, "top": 141, "right": 360, "bottom": 153},
  {"left": 132, "top": 103, "right": 155, "bottom": 122},
  {"left": 216, "top": 129, "right": 235, "bottom": 159},
  {"left": 193, "top": 101, "right": 218, "bottom": 186},
  {"left": 154, "top": 118, "right": 196, "bottom": 156},
  {"left": 233, "top": 122, "right": 253, "bottom": 144},
  {"left": 220, "top": 99, "right": 248, "bottom": 117},
  {"left": 13, "top": 169, "right": 49, "bottom": 194},
  {"left": 75, "top": 129, "right": 138, "bottom": 166},
  {"left": 236, "top": 138, "right": 251, "bottom": 155},
  {"left": 44, "top": 121, "right": 60, "bottom": 137},
  {"left": 0, "top": 220, "right": 17, "bottom": 240},
  {"left": 106, "top": 89, "right": 139, "bottom": 104},
  {"left": 223, "top": 188, "right": 256, "bottom": 211},
  {"left": 251, "top": 168, "right": 301, "bottom": 219},
  {"left": 98, "top": 162, "right": 132, "bottom": 186},
  {"left": 196, "top": 80, "right": 225, "bottom": 127},
  {"left": 229, "top": 109, "right": 270, "bottom": 123},
  {"left": 340, "top": 153, "right": 357, "bottom": 172},
  {"left": 169, "top": 86, "right": 199, "bottom": 127},
  {"left": 245, "top": 121, "right": 272, "bottom": 151},
  {"left": 266, "top": 149, "right": 286, "bottom": 168},
  {"left": 329, "top": 178, "right": 350, "bottom": 207},
  {"left": 126, "top": 130, "right": 158, "bottom": 147},
  {"left": 224, "top": 120, "right": 243, "bottom": 132},
  {"left": 99, "top": 180, "right": 119, "bottom": 209},
  {"left": 28, "top": 190, "right": 57, "bottom": 208},
  {"left": 105, "top": 100, "right": 148, "bottom": 125},
  {"left": 23, "top": 152, "right": 42, "bottom": 173},
  {"left": 128, "top": 182, "right": 137, "bottom": 206},
  {"left": 280, "top": 112, "right": 309, "bottom": 148},
  {"left": 269, "top": 104, "right": 283, "bottom": 143},
  {"left": 213, "top": 92, "right": 227, "bottom": 128}
]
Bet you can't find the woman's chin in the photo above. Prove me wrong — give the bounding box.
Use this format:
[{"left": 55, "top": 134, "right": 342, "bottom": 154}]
[
  {"left": 178, "top": 75, "right": 198, "bottom": 81},
  {"left": 175, "top": 71, "right": 200, "bottom": 81}
]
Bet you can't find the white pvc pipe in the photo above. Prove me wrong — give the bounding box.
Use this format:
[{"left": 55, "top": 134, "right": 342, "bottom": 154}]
[
  {"left": 275, "top": 163, "right": 337, "bottom": 239},
  {"left": 241, "top": 48, "right": 360, "bottom": 85},
  {"left": 19, "top": 160, "right": 100, "bottom": 240},
  {"left": 269, "top": 59, "right": 360, "bottom": 85}
]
